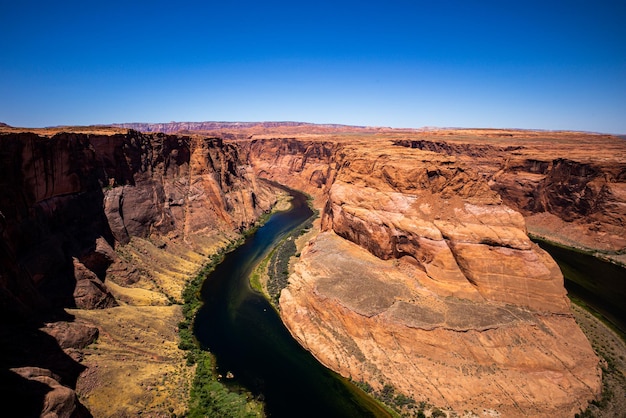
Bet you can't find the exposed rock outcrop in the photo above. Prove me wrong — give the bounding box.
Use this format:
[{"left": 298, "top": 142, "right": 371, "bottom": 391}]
[
  {"left": 244, "top": 134, "right": 605, "bottom": 416},
  {"left": 394, "top": 131, "right": 626, "bottom": 259},
  {"left": 0, "top": 129, "right": 278, "bottom": 417},
  {"left": 241, "top": 137, "right": 339, "bottom": 201},
  {"left": 2, "top": 125, "right": 620, "bottom": 417},
  {"left": 0, "top": 131, "right": 275, "bottom": 317},
  {"left": 282, "top": 232, "right": 599, "bottom": 417}
]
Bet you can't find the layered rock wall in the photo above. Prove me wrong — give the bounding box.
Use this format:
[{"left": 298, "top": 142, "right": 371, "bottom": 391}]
[
  {"left": 244, "top": 136, "right": 602, "bottom": 416},
  {"left": 0, "top": 130, "right": 277, "bottom": 417},
  {"left": 1, "top": 131, "right": 275, "bottom": 318},
  {"left": 1, "top": 127, "right": 616, "bottom": 417},
  {"left": 240, "top": 137, "right": 338, "bottom": 200},
  {"left": 395, "top": 135, "right": 626, "bottom": 256}
]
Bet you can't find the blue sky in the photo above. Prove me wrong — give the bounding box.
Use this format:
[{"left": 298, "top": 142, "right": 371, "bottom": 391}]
[{"left": 1, "top": 0, "right": 625, "bottom": 133}]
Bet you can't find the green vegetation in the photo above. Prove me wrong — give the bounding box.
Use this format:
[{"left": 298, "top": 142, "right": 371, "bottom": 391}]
[
  {"left": 186, "top": 351, "right": 263, "bottom": 418},
  {"left": 178, "top": 238, "right": 264, "bottom": 417},
  {"left": 353, "top": 381, "right": 428, "bottom": 417},
  {"left": 251, "top": 193, "right": 318, "bottom": 308},
  {"left": 352, "top": 380, "right": 462, "bottom": 417},
  {"left": 265, "top": 235, "right": 298, "bottom": 306},
  {"left": 177, "top": 191, "right": 313, "bottom": 417}
]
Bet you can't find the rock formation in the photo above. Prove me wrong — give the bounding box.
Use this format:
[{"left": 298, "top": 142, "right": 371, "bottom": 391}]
[
  {"left": 2, "top": 124, "right": 622, "bottom": 417},
  {"left": 0, "top": 128, "right": 277, "bottom": 416},
  {"left": 243, "top": 132, "right": 614, "bottom": 417},
  {"left": 393, "top": 130, "right": 626, "bottom": 261}
]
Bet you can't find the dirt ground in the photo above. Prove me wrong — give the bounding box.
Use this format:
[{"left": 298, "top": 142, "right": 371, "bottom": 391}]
[
  {"left": 72, "top": 305, "right": 194, "bottom": 417},
  {"left": 70, "top": 232, "right": 230, "bottom": 417}
]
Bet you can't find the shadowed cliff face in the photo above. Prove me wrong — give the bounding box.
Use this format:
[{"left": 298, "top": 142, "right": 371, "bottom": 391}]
[
  {"left": 244, "top": 135, "right": 603, "bottom": 417},
  {"left": 0, "top": 130, "right": 277, "bottom": 417},
  {"left": 0, "top": 132, "right": 117, "bottom": 320},
  {"left": 395, "top": 135, "right": 626, "bottom": 256},
  {"left": 403, "top": 138, "right": 626, "bottom": 223},
  {"left": 0, "top": 131, "right": 275, "bottom": 319}
]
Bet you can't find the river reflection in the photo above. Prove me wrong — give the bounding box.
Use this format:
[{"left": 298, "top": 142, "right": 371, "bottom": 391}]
[{"left": 536, "top": 239, "right": 626, "bottom": 337}]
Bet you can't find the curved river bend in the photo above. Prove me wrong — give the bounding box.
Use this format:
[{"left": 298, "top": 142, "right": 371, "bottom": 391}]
[
  {"left": 192, "top": 184, "right": 626, "bottom": 416},
  {"left": 193, "top": 186, "right": 390, "bottom": 417}
]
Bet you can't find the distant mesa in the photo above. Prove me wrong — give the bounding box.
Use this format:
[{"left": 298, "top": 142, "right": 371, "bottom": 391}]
[{"left": 109, "top": 121, "right": 372, "bottom": 134}]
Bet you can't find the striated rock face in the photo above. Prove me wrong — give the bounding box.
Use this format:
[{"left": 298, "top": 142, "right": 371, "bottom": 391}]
[
  {"left": 322, "top": 180, "right": 568, "bottom": 312},
  {"left": 0, "top": 129, "right": 277, "bottom": 417},
  {"left": 394, "top": 131, "right": 626, "bottom": 258},
  {"left": 244, "top": 135, "right": 602, "bottom": 416},
  {"left": 241, "top": 137, "right": 339, "bottom": 201},
  {"left": 0, "top": 130, "right": 276, "bottom": 319},
  {"left": 282, "top": 233, "right": 600, "bottom": 417}
]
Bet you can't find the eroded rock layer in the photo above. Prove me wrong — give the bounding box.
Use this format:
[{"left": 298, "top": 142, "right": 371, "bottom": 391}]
[
  {"left": 0, "top": 129, "right": 277, "bottom": 416},
  {"left": 394, "top": 130, "right": 626, "bottom": 260},
  {"left": 243, "top": 133, "right": 607, "bottom": 417},
  {"left": 283, "top": 232, "right": 599, "bottom": 417}
]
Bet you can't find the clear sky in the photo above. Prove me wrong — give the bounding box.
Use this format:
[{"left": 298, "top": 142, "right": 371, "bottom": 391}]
[{"left": 1, "top": 0, "right": 625, "bottom": 133}]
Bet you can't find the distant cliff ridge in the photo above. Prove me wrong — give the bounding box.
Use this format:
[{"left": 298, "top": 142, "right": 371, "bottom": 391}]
[{"left": 110, "top": 121, "right": 369, "bottom": 134}]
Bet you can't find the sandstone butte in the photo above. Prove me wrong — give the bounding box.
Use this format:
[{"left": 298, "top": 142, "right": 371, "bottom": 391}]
[{"left": 1, "top": 123, "right": 625, "bottom": 417}]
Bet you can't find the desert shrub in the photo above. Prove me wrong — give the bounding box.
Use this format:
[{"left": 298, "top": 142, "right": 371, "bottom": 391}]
[
  {"left": 186, "top": 352, "right": 260, "bottom": 417},
  {"left": 431, "top": 407, "right": 446, "bottom": 417},
  {"left": 394, "top": 393, "right": 415, "bottom": 408}
]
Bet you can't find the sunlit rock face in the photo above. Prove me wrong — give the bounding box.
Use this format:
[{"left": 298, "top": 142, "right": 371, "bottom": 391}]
[
  {"left": 394, "top": 132, "right": 626, "bottom": 257},
  {"left": 2, "top": 125, "right": 617, "bottom": 417},
  {"left": 246, "top": 136, "right": 602, "bottom": 417}
]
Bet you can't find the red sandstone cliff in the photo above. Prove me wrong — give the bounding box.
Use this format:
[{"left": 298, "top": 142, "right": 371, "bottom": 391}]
[
  {"left": 0, "top": 129, "right": 277, "bottom": 417},
  {"left": 394, "top": 131, "right": 626, "bottom": 260},
  {"left": 243, "top": 134, "right": 605, "bottom": 417}
]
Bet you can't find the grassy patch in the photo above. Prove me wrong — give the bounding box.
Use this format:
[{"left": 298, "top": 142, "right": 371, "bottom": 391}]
[
  {"left": 262, "top": 196, "right": 319, "bottom": 309},
  {"left": 249, "top": 247, "right": 275, "bottom": 295},
  {"left": 186, "top": 351, "right": 263, "bottom": 418},
  {"left": 255, "top": 194, "right": 318, "bottom": 308}
]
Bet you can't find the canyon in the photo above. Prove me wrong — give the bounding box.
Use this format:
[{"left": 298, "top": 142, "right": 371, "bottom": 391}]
[
  {"left": 0, "top": 126, "right": 278, "bottom": 416},
  {"left": 1, "top": 123, "right": 625, "bottom": 417}
]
